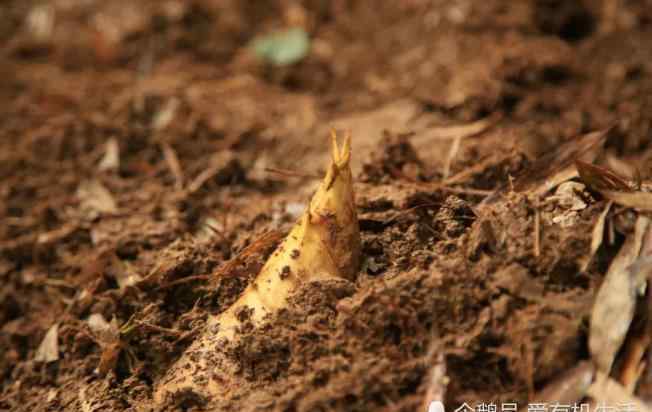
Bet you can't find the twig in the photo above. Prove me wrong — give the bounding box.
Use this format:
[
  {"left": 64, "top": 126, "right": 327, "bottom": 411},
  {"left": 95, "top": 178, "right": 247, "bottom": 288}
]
[
  {"left": 161, "top": 142, "right": 184, "bottom": 191},
  {"left": 437, "top": 185, "right": 493, "bottom": 196},
  {"left": 442, "top": 136, "right": 461, "bottom": 179},
  {"left": 406, "top": 180, "right": 493, "bottom": 197},
  {"left": 43, "top": 278, "right": 77, "bottom": 289},
  {"left": 384, "top": 202, "right": 441, "bottom": 225},
  {"left": 157, "top": 275, "right": 211, "bottom": 290},
  {"left": 264, "top": 167, "right": 319, "bottom": 179},
  {"left": 534, "top": 197, "right": 541, "bottom": 258},
  {"left": 134, "top": 321, "right": 182, "bottom": 336},
  {"left": 411, "top": 115, "right": 498, "bottom": 141},
  {"left": 444, "top": 153, "right": 506, "bottom": 185},
  {"left": 187, "top": 164, "right": 222, "bottom": 194}
]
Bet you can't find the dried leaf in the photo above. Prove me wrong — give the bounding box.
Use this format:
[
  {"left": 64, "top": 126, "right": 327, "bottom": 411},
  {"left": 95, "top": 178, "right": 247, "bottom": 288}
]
[
  {"left": 34, "top": 323, "right": 59, "bottom": 362},
  {"left": 442, "top": 136, "right": 461, "bottom": 179},
  {"left": 590, "top": 215, "right": 650, "bottom": 373},
  {"left": 412, "top": 116, "right": 496, "bottom": 141},
  {"left": 161, "top": 142, "right": 183, "bottom": 190},
  {"left": 483, "top": 130, "right": 607, "bottom": 204},
  {"left": 619, "top": 327, "right": 650, "bottom": 393},
  {"left": 87, "top": 313, "right": 119, "bottom": 344},
  {"left": 588, "top": 373, "right": 652, "bottom": 412},
  {"left": 576, "top": 160, "right": 632, "bottom": 192},
  {"left": 78, "top": 386, "right": 93, "bottom": 412},
  {"left": 26, "top": 5, "right": 54, "bottom": 43},
  {"left": 46, "top": 389, "right": 57, "bottom": 403},
  {"left": 512, "top": 130, "right": 607, "bottom": 195},
  {"left": 601, "top": 190, "right": 652, "bottom": 211},
  {"left": 582, "top": 201, "right": 613, "bottom": 271},
  {"left": 152, "top": 98, "right": 179, "bottom": 131},
  {"left": 37, "top": 222, "right": 78, "bottom": 245},
  {"left": 97, "top": 343, "right": 122, "bottom": 376},
  {"left": 77, "top": 179, "right": 118, "bottom": 217},
  {"left": 105, "top": 254, "right": 142, "bottom": 290},
  {"left": 98, "top": 138, "right": 120, "bottom": 172},
  {"left": 87, "top": 315, "right": 122, "bottom": 376},
  {"left": 531, "top": 361, "right": 595, "bottom": 405}
]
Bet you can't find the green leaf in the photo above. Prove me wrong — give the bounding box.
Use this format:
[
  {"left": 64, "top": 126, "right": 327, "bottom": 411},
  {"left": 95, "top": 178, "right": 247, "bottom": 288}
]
[{"left": 251, "top": 27, "right": 310, "bottom": 66}]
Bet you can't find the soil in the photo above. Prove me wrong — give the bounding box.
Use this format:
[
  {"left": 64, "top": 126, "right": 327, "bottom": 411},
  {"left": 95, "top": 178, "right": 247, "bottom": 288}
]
[{"left": 2, "top": 1, "right": 652, "bottom": 411}]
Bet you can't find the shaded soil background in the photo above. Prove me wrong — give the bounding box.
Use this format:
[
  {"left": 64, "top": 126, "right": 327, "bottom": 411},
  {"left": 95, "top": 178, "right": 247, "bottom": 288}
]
[{"left": 2, "top": 0, "right": 652, "bottom": 411}]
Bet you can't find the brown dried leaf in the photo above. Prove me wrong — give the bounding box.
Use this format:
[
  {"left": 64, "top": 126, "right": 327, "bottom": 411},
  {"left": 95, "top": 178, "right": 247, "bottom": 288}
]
[
  {"left": 590, "top": 215, "right": 650, "bottom": 373},
  {"left": 512, "top": 130, "right": 607, "bottom": 195},
  {"left": 588, "top": 373, "right": 652, "bottom": 412},
  {"left": 582, "top": 201, "right": 613, "bottom": 271},
  {"left": 77, "top": 179, "right": 118, "bottom": 217},
  {"left": 530, "top": 361, "right": 595, "bottom": 406},
  {"left": 601, "top": 190, "right": 652, "bottom": 212},
  {"left": 78, "top": 386, "right": 93, "bottom": 412},
  {"left": 87, "top": 313, "right": 119, "bottom": 345},
  {"left": 483, "top": 130, "right": 607, "bottom": 204},
  {"left": 97, "top": 343, "right": 122, "bottom": 376},
  {"left": 34, "top": 323, "right": 59, "bottom": 363},
  {"left": 413, "top": 115, "right": 496, "bottom": 141},
  {"left": 105, "top": 254, "right": 142, "bottom": 290},
  {"left": 161, "top": 142, "right": 183, "bottom": 190},
  {"left": 152, "top": 98, "right": 179, "bottom": 131},
  {"left": 576, "top": 160, "right": 632, "bottom": 192},
  {"left": 87, "top": 315, "right": 122, "bottom": 376},
  {"left": 98, "top": 138, "right": 120, "bottom": 172}
]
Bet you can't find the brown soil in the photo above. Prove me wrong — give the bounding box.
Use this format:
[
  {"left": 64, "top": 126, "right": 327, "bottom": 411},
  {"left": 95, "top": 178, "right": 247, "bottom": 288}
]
[{"left": 2, "top": 1, "right": 652, "bottom": 411}]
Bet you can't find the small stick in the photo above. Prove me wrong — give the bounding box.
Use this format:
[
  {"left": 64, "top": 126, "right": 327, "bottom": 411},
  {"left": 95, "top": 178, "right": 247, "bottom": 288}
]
[
  {"left": 161, "top": 143, "right": 184, "bottom": 191},
  {"left": 187, "top": 164, "right": 221, "bottom": 194},
  {"left": 438, "top": 185, "right": 493, "bottom": 197},
  {"left": 134, "top": 321, "right": 182, "bottom": 336},
  {"left": 157, "top": 275, "right": 211, "bottom": 290},
  {"left": 442, "top": 136, "right": 462, "bottom": 179},
  {"left": 534, "top": 197, "right": 541, "bottom": 258},
  {"left": 264, "top": 167, "right": 319, "bottom": 179}
]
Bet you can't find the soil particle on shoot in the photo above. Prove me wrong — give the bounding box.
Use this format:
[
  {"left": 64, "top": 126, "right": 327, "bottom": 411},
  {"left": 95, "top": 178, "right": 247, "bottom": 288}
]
[
  {"left": 235, "top": 306, "right": 254, "bottom": 322},
  {"left": 291, "top": 249, "right": 300, "bottom": 259},
  {"left": 279, "top": 265, "right": 291, "bottom": 280}
]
